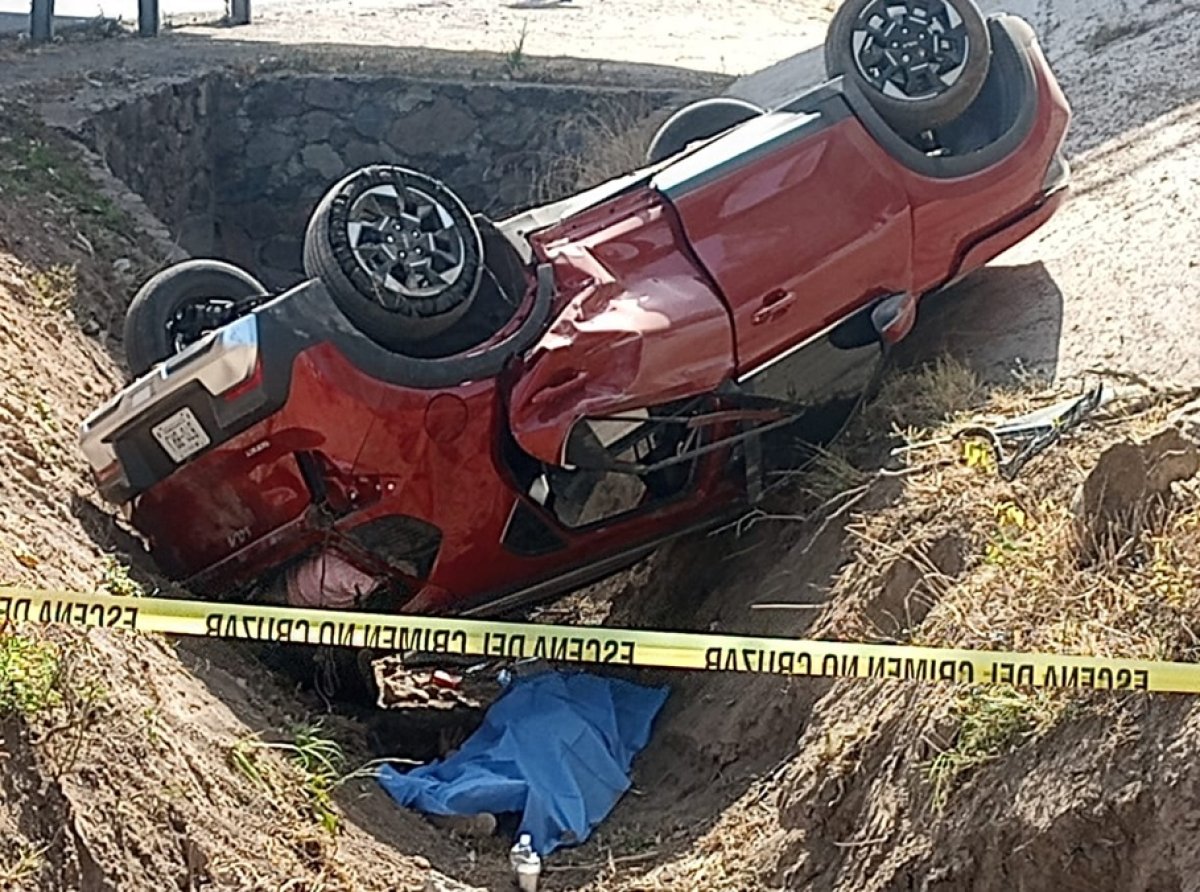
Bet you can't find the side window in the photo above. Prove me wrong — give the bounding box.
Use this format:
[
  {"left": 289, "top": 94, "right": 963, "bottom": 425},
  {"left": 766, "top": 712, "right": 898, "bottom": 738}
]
[{"left": 542, "top": 406, "right": 702, "bottom": 529}]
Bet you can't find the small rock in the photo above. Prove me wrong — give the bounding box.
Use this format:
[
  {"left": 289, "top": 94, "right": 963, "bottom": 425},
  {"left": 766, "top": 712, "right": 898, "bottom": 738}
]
[
  {"left": 81, "top": 318, "right": 101, "bottom": 336},
  {"left": 386, "top": 98, "right": 476, "bottom": 156},
  {"left": 423, "top": 872, "right": 489, "bottom": 892},
  {"left": 245, "top": 129, "right": 298, "bottom": 167},
  {"left": 465, "top": 85, "right": 505, "bottom": 115},
  {"left": 352, "top": 102, "right": 391, "bottom": 142},
  {"left": 298, "top": 110, "right": 338, "bottom": 142},
  {"left": 393, "top": 86, "right": 437, "bottom": 115},
  {"left": 300, "top": 142, "right": 345, "bottom": 182},
  {"left": 305, "top": 77, "right": 355, "bottom": 112},
  {"left": 1170, "top": 398, "right": 1200, "bottom": 441},
  {"left": 427, "top": 812, "right": 497, "bottom": 838}
]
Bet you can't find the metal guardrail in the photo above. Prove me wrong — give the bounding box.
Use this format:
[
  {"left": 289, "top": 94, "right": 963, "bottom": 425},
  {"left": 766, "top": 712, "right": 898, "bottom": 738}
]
[{"left": 26, "top": 0, "right": 251, "bottom": 43}]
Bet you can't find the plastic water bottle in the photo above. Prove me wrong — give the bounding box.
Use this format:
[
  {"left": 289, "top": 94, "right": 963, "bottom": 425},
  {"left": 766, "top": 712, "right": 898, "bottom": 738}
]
[{"left": 509, "top": 832, "right": 542, "bottom": 891}]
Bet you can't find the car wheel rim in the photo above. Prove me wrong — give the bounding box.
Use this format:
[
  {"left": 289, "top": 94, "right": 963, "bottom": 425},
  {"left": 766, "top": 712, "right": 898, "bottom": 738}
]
[
  {"left": 166, "top": 299, "right": 239, "bottom": 353},
  {"left": 850, "top": 0, "right": 970, "bottom": 103},
  {"left": 345, "top": 182, "right": 467, "bottom": 308}
]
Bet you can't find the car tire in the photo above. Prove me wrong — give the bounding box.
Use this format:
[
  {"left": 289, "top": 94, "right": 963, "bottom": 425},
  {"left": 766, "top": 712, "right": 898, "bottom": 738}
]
[
  {"left": 303, "top": 164, "right": 484, "bottom": 349},
  {"left": 645, "top": 97, "right": 766, "bottom": 165},
  {"left": 825, "top": 0, "right": 991, "bottom": 134},
  {"left": 123, "top": 259, "right": 268, "bottom": 377}
]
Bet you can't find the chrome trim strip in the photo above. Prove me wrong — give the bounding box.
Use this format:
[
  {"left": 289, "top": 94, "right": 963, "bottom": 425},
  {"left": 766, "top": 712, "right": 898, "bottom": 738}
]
[
  {"left": 78, "top": 313, "right": 260, "bottom": 477},
  {"left": 651, "top": 110, "right": 822, "bottom": 197},
  {"left": 735, "top": 310, "right": 861, "bottom": 384}
]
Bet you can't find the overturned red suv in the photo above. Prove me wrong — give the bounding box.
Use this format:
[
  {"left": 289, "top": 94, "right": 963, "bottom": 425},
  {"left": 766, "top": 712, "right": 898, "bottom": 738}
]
[{"left": 80, "top": 0, "right": 1070, "bottom": 616}]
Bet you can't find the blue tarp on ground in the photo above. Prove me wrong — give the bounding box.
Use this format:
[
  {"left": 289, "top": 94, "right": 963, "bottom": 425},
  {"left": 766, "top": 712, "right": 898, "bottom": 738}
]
[{"left": 376, "top": 671, "right": 669, "bottom": 855}]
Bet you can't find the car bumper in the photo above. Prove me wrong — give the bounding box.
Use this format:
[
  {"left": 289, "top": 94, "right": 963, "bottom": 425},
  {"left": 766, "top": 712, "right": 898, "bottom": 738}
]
[{"left": 947, "top": 180, "right": 1068, "bottom": 286}]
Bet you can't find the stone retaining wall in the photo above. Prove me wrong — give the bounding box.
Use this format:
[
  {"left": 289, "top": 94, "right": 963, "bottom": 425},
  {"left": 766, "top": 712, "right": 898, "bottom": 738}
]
[
  {"left": 83, "top": 72, "right": 696, "bottom": 288},
  {"left": 82, "top": 77, "right": 216, "bottom": 258}
]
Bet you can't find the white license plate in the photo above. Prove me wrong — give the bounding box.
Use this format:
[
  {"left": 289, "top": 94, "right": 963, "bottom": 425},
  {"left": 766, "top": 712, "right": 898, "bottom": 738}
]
[{"left": 151, "top": 408, "right": 211, "bottom": 463}]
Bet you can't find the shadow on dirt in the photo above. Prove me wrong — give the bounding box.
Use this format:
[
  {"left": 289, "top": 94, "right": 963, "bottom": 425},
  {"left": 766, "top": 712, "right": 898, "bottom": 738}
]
[{"left": 897, "top": 261, "right": 1065, "bottom": 384}]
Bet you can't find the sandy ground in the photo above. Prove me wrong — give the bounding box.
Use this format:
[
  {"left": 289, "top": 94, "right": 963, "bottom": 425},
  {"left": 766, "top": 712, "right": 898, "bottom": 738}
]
[
  {"left": 184, "top": 0, "right": 835, "bottom": 77},
  {"left": 0, "top": 0, "right": 833, "bottom": 75}
]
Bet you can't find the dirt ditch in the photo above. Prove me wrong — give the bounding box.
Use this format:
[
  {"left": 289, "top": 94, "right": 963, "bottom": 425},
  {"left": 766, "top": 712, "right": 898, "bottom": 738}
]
[{"left": 0, "top": 1, "right": 1198, "bottom": 889}]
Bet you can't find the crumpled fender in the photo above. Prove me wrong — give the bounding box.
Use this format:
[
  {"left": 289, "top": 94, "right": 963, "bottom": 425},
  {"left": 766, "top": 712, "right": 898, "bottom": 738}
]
[{"left": 507, "top": 250, "right": 735, "bottom": 467}]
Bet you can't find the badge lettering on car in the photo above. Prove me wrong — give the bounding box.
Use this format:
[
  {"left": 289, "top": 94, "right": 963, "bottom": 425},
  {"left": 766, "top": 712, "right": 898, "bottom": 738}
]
[{"left": 227, "top": 526, "right": 252, "bottom": 549}]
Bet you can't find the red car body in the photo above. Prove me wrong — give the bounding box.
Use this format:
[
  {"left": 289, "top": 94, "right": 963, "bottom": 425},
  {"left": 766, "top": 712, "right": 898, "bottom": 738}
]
[{"left": 81, "top": 14, "right": 1069, "bottom": 616}]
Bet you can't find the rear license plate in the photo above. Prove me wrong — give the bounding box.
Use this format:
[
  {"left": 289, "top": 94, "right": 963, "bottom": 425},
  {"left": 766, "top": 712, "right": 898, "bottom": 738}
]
[{"left": 151, "top": 408, "right": 211, "bottom": 463}]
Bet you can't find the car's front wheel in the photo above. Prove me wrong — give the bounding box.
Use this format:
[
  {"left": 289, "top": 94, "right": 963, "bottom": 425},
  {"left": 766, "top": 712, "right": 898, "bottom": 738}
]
[
  {"left": 303, "top": 165, "right": 484, "bottom": 350},
  {"left": 825, "top": 0, "right": 991, "bottom": 134},
  {"left": 123, "top": 259, "right": 268, "bottom": 377}
]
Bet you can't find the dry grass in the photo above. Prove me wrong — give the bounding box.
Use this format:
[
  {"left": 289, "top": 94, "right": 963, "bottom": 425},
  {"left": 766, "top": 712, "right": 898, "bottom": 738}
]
[
  {"left": 857, "top": 355, "right": 988, "bottom": 438},
  {"left": 925, "top": 684, "right": 1063, "bottom": 811},
  {"left": 533, "top": 99, "right": 671, "bottom": 202},
  {"left": 811, "top": 359, "right": 1200, "bottom": 805},
  {"left": 907, "top": 418, "right": 1200, "bottom": 664},
  {"left": 567, "top": 359, "right": 1200, "bottom": 888},
  {"left": 0, "top": 843, "right": 46, "bottom": 890}
]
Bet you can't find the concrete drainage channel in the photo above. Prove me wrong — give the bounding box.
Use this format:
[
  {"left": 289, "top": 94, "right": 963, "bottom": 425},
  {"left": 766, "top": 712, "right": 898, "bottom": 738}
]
[{"left": 79, "top": 71, "right": 701, "bottom": 290}]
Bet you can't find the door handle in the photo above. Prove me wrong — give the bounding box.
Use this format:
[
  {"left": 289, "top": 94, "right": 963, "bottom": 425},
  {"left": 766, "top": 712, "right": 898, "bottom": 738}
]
[{"left": 751, "top": 290, "right": 795, "bottom": 325}]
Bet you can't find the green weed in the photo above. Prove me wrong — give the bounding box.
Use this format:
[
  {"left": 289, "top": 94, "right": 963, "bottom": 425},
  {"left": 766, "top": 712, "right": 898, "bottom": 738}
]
[
  {"left": 926, "top": 684, "right": 1059, "bottom": 810},
  {"left": 98, "top": 557, "right": 144, "bottom": 599},
  {"left": 0, "top": 109, "right": 133, "bottom": 238},
  {"left": 230, "top": 721, "right": 348, "bottom": 835},
  {"left": 0, "top": 632, "right": 62, "bottom": 718},
  {"left": 802, "top": 446, "right": 872, "bottom": 503},
  {"left": 504, "top": 21, "right": 529, "bottom": 76}
]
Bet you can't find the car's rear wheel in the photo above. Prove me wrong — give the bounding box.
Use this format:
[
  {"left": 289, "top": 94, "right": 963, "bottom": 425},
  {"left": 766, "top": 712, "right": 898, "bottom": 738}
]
[
  {"left": 123, "top": 259, "right": 268, "bottom": 377},
  {"left": 645, "top": 97, "right": 766, "bottom": 165},
  {"left": 303, "top": 165, "right": 484, "bottom": 350},
  {"left": 825, "top": 0, "right": 990, "bottom": 134}
]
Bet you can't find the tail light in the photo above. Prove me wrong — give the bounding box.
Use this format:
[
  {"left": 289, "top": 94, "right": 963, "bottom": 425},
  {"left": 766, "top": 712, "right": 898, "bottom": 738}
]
[{"left": 219, "top": 355, "right": 264, "bottom": 402}]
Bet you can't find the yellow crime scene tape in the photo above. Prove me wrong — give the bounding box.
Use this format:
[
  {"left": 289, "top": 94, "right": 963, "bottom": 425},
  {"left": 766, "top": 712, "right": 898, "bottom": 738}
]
[{"left": 0, "top": 585, "right": 1196, "bottom": 693}]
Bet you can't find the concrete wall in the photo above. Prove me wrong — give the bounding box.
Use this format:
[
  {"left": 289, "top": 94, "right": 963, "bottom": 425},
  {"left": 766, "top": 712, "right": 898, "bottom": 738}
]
[{"left": 83, "top": 72, "right": 693, "bottom": 288}]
